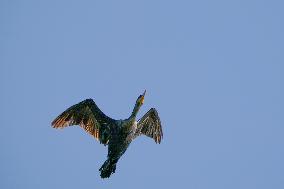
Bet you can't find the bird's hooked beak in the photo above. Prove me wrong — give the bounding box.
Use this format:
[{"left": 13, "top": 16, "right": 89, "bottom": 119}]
[{"left": 141, "top": 90, "right": 146, "bottom": 104}]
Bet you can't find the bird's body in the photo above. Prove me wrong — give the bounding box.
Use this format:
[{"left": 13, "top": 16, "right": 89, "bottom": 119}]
[{"left": 52, "top": 91, "right": 163, "bottom": 178}]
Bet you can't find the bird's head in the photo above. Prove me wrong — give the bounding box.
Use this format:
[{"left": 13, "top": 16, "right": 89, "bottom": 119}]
[
  {"left": 131, "top": 90, "right": 146, "bottom": 118},
  {"left": 136, "top": 90, "right": 146, "bottom": 107}
]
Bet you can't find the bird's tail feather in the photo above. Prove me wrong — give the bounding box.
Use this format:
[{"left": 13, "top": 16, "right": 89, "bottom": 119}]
[{"left": 99, "top": 159, "right": 117, "bottom": 178}]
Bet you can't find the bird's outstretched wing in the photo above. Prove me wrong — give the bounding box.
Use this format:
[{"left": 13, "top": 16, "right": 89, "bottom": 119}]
[
  {"left": 51, "top": 99, "right": 115, "bottom": 145},
  {"left": 135, "top": 108, "right": 163, "bottom": 143}
]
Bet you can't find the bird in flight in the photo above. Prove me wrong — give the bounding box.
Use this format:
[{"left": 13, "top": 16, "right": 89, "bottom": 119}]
[{"left": 51, "top": 90, "right": 163, "bottom": 178}]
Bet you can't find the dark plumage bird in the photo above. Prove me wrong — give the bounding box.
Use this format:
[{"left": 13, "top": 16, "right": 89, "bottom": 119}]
[{"left": 51, "top": 90, "right": 163, "bottom": 178}]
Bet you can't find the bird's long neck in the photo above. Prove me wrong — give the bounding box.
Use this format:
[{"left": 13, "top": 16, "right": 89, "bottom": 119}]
[{"left": 129, "top": 102, "right": 140, "bottom": 119}]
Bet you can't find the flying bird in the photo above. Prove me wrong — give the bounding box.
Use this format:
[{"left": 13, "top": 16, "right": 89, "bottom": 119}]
[{"left": 51, "top": 90, "right": 163, "bottom": 178}]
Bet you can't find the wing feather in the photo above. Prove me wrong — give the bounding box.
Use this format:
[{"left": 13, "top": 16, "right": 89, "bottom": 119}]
[
  {"left": 136, "top": 108, "right": 163, "bottom": 143},
  {"left": 52, "top": 99, "right": 115, "bottom": 145}
]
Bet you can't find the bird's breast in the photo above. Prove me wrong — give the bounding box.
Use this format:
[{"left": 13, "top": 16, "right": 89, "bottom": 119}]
[
  {"left": 133, "top": 121, "right": 138, "bottom": 130},
  {"left": 128, "top": 121, "right": 137, "bottom": 134},
  {"left": 119, "top": 121, "right": 136, "bottom": 141}
]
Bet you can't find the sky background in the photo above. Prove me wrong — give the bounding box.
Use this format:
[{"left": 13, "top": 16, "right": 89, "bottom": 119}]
[{"left": 1, "top": 0, "right": 284, "bottom": 188}]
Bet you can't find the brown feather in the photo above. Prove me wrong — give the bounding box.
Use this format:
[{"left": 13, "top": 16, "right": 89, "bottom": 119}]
[
  {"left": 51, "top": 99, "right": 115, "bottom": 145},
  {"left": 136, "top": 108, "right": 163, "bottom": 144}
]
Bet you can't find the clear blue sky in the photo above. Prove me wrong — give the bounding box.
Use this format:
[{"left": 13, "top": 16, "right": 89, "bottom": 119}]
[{"left": 1, "top": 0, "right": 284, "bottom": 188}]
